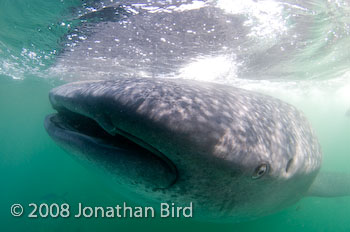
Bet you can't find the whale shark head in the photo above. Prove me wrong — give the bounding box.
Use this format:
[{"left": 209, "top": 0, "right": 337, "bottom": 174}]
[{"left": 45, "top": 78, "right": 322, "bottom": 221}]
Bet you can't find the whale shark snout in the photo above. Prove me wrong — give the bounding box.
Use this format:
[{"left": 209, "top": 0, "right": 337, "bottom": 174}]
[{"left": 45, "top": 78, "right": 323, "bottom": 221}]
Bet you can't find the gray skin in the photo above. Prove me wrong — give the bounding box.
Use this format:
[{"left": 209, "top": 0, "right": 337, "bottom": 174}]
[{"left": 44, "top": 77, "right": 350, "bottom": 222}]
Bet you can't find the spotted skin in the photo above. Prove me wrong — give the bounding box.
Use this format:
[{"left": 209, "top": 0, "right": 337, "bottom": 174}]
[{"left": 45, "top": 78, "right": 322, "bottom": 221}]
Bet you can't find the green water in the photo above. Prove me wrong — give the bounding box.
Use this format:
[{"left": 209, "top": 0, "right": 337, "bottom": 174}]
[{"left": 1, "top": 0, "right": 350, "bottom": 231}]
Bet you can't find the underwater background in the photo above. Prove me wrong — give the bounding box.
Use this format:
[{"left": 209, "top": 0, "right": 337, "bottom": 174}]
[{"left": 0, "top": 0, "right": 350, "bottom": 231}]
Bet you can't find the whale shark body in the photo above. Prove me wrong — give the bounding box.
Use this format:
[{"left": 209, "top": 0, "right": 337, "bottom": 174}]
[
  {"left": 44, "top": 78, "right": 350, "bottom": 222},
  {"left": 45, "top": 0, "right": 350, "bottom": 222}
]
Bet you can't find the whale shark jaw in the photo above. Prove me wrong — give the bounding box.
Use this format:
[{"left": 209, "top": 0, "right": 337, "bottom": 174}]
[{"left": 44, "top": 109, "right": 178, "bottom": 191}]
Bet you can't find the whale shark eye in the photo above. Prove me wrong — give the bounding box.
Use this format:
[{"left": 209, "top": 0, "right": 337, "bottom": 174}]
[{"left": 252, "top": 163, "right": 269, "bottom": 179}]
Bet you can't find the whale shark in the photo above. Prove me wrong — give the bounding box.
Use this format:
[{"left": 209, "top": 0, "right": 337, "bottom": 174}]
[{"left": 44, "top": 78, "right": 350, "bottom": 222}]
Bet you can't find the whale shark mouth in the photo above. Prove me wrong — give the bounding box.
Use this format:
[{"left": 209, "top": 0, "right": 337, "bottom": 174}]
[
  {"left": 45, "top": 107, "right": 178, "bottom": 190},
  {"left": 47, "top": 110, "right": 138, "bottom": 150}
]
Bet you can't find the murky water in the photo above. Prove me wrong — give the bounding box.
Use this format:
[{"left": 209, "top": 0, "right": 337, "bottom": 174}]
[{"left": 1, "top": 0, "right": 350, "bottom": 231}]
